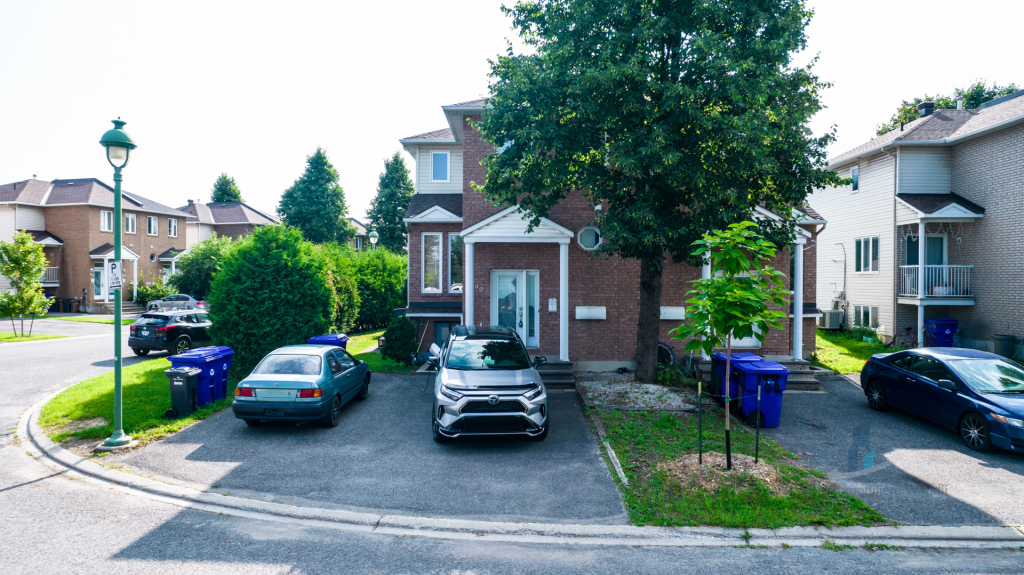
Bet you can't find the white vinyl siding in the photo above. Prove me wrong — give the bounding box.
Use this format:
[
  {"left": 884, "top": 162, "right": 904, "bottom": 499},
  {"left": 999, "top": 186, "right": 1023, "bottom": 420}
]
[
  {"left": 15, "top": 206, "right": 45, "bottom": 231},
  {"left": 853, "top": 305, "right": 880, "bottom": 328},
  {"left": 147, "top": 216, "right": 159, "bottom": 236},
  {"left": 807, "top": 152, "right": 896, "bottom": 337},
  {"left": 186, "top": 223, "right": 199, "bottom": 247},
  {"left": 895, "top": 197, "right": 919, "bottom": 225},
  {"left": 416, "top": 146, "right": 463, "bottom": 193},
  {"left": 199, "top": 224, "right": 216, "bottom": 242},
  {"left": 898, "top": 147, "right": 951, "bottom": 194}
]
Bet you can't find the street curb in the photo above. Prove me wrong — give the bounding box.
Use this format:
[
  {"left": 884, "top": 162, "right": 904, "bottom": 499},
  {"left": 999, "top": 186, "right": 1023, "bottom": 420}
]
[{"left": 17, "top": 390, "right": 1024, "bottom": 548}]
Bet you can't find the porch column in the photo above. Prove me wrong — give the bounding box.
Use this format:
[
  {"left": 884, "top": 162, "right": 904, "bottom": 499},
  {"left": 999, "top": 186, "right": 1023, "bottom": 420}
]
[
  {"left": 132, "top": 260, "right": 138, "bottom": 302},
  {"left": 464, "top": 240, "right": 474, "bottom": 327},
  {"left": 559, "top": 241, "right": 569, "bottom": 362},
  {"left": 171, "top": 260, "right": 176, "bottom": 275},
  {"left": 793, "top": 236, "right": 806, "bottom": 360},
  {"left": 103, "top": 257, "right": 109, "bottom": 303},
  {"left": 917, "top": 220, "right": 926, "bottom": 347},
  {"left": 700, "top": 257, "right": 711, "bottom": 360}
]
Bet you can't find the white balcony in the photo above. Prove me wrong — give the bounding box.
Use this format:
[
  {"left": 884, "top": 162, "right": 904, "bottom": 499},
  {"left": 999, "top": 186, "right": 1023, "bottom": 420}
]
[
  {"left": 40, "top": 266, "right": 59, "bottom": 285},
  {"left": 899, "top": 265, "right": 973, "bottom": 299}
]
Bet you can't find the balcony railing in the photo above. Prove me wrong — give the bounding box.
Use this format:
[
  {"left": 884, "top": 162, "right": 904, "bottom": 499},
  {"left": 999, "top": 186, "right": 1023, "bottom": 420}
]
[
  {"left": 40, "top": 266, "right": 59, "bottom": 284},
  {"left": 899, "top": 265, "right": 973, "bottom": 298}
]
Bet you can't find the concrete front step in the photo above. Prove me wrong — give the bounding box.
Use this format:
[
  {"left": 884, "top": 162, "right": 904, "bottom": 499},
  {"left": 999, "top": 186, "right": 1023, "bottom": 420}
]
[{"left": 537, "top": 361, "right": 575, "bottom": 388}]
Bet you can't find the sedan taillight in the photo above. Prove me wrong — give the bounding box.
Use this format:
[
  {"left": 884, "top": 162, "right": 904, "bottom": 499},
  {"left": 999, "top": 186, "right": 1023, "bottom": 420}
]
[
  {"left": 297, "top": 389, "right": 323, "bottom": 398},
  {"left": 235, "top": 387, "right": 254, "bottom": 397}
]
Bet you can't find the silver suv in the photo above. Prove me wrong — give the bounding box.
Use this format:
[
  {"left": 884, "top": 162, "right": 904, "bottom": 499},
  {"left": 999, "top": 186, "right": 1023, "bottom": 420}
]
[{"left": 430, "top": 325, "right": 548, "bottom": 443}]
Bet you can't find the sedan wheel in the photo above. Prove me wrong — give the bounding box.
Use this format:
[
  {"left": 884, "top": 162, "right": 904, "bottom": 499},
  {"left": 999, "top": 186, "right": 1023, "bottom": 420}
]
[
  {"left": 322, "top": 396, "right": 341, "bottom": 428},
  {"left": 960, "top": 413, "right": 992, "bottom": 452},
  {"left": 865, "top": 380, "right": 888, "bottom": 411},
  {"left": 356, "top": 376, "right": 369, "bottom": 400}
]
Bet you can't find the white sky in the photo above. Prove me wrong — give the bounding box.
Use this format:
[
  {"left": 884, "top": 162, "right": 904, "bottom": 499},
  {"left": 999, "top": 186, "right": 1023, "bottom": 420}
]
[{"left": 1, "top": 1, "right": 1020, "bottom": 221}]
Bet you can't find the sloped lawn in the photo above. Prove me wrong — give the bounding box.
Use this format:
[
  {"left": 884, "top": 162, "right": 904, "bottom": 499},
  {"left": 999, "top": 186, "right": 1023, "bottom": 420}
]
[{"left": 811, "top": 329, "right": 899, "bottom": 375}]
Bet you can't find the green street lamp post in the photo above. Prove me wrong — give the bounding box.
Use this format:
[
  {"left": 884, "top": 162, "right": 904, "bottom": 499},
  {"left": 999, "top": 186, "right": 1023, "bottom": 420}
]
[
  {"left": 368, "top": 230, "right": 378, "bottom": 251},
  {"left": 99, "top": 119, "right": 137, "bottom": 450}
]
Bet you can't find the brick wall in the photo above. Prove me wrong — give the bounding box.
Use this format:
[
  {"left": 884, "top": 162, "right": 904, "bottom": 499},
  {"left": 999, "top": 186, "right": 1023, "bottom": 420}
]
[{"left": 461, "top": 115, "right": 504, "bottom": 227}]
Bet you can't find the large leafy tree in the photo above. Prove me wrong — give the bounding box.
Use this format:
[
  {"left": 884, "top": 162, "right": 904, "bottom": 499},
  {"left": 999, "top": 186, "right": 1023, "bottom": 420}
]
[
  {"left": 367, "top": 152, "right": 415, "bottom": 252},
  {"left": 0, "top": 230, "right": 50, "bottom": 336},
  {"left": 478, "top": 0, "right": 841, "bottom": 381},
  {"left": 168, "top": 234, "right": 234, "bottom": 299},
  {"left": 277, "top": 147, "right": 356, "bottom": 244},
  {"left": 876, "top": 80, "right": 1019, "bottom": 136},
  {"left": 210, "top": 173, "right": 244, "bottom": 203}
]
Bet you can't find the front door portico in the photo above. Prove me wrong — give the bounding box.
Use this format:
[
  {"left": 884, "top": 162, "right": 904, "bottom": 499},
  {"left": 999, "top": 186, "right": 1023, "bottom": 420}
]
[{"left": 491, "top": 269, "right": 540, "bottom": 348}]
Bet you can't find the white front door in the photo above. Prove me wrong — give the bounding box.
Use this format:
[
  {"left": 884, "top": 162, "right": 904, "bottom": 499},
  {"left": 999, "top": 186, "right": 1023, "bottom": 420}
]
[{"left": 491, "top": 270, "right": 540, "bottom": 348}]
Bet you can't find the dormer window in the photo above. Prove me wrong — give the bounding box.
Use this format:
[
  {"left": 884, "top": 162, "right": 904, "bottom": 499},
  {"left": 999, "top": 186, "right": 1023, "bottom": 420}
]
[{"left": 431, "top": 151, "right": 449, "bottom": 182}]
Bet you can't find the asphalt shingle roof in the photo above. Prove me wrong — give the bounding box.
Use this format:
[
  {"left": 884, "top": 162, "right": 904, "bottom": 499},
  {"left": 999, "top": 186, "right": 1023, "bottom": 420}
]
[
  {"left": 0, "top": 179, "right": 49, "bottom": 203},
  {"left": 176, "top": 201, "right": 277, "bottom": 225},
  {"left": 401, "top": 127, "right": 454, "bottom": 141},
  {"left": 406, "top": 194, "right": 463, "bottom": 218},
  {"left": 896, "top": 193, "right": 985, "bottom": 215},
  {"left": 446, "top": 98, "right": 486, "bottom": 107}
]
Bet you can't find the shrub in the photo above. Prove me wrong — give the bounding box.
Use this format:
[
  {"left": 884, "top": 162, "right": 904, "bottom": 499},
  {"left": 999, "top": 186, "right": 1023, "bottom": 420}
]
[
  {"left": 353, "top": 249, "right": 407, "bottom": 331},
  {"left": 168, "top": 235, "right": 234, "bottom": 300},
  {"left": 135, "top": 274, "right": 174, "bottom": 306},
  {"left": 208, "top": 225, "right": 338, "bottom": 375},
  {"left": 381, "top": 315, "right": 416, "bottom": 365},
  {"left": 317, "top": 242, "right": 362, "bottom": 334}
]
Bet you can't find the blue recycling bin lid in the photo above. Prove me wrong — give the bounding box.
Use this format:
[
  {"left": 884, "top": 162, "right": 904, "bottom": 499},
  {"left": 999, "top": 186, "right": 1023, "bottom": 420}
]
[
  {"left": 307, "top": 334, "right": 349, "bottom": 347},
  {"left": 711, "top": 352, "right": 762, "bottom": 362},
  {"left": 733, "top": 361, "right": 790, "bottom": 375},
  {"left": 169, "top": 347, "right": 222, "bottom": 365}
]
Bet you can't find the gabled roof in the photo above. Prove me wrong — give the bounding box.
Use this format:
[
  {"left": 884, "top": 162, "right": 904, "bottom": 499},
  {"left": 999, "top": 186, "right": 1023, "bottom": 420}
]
[
  {"left": 158, "top": 247, "right": 185, "bottom": 261},
  {"left": 399, "top": 127, "right": 455, "bottom": 143},
  {"left": 406, "top": 194, "right": 463, "bottom": 218},
  {"left": 21, "top": 229, "right": 63, "bottom": 246},
  {"left": 177, "top": 201, "right": 277, "bottom": 225},
  {"left": 348, "top": 217, "right": 367, "bottom": 235},
  {"left": 37, "top": 178, "right": 191, "bottom": 218},
  {"left": 460, "top": 206, "right": 573, "bottom": 243},
  {"left": 0, "top": 179, "right": 50, "bottom": 203},
  {"left": 89, "top": 243, "right": 140, "bottom": 260},
  {"left": 446, "top": 98, "right": 486, "bottom": 107},
  {"left": 896, "top": 193, "right": 985, "bottom": 215}
]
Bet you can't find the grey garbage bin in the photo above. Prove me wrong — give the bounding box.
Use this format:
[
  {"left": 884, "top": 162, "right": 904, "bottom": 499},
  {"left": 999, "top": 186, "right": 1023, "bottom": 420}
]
[{"left": 165, "top": 366, "right": 201, "bottom": 419}]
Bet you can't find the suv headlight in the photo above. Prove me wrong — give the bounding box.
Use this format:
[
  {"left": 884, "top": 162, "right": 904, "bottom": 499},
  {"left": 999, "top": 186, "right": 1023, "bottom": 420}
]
[
  {"left": 992, "top": 413, "right": 1024, "bottom": 428},
  {"left": 440, "top": 385, "right": 464, "bottom": 402},
  {"left": 524, "top": 383, "right": 543, "bottom": 401}
]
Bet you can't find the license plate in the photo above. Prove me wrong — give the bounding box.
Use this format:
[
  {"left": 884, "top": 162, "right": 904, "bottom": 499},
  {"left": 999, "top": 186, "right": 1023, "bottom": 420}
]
[
  {"left": 141, "top": 330, "right": 150, "bottom": 337},
  {"left": 258, "top": 389, "right": 294, "bottom": 398},
  {"left": 264, "top": 409, "right": 284, "bottom": 416}
]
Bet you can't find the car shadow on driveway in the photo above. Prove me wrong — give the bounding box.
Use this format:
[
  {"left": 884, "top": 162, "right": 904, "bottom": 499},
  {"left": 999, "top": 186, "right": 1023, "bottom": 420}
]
[
  {"left": 106, "top": 373, "right": 629, "bottom": 525},
  {"left": 765, "top": 374, "right": 1024, "bottom": 526}
]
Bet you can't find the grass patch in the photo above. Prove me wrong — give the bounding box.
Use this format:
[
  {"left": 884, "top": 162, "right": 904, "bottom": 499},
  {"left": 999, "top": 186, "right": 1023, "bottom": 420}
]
[
  {"left": 39, "top": 358, "right": 237, "bottom": 446},
  {"left": 863, "top": 542, "right": 905, "bottom": 551},
  {"left": 355, "top": 351, "right": 418, "bottom": 374},
  {"left": 0, "top": 332, "right": 66, "bottom": 343},
  {"left": 51, "top": 316, "right": 136, "bottom": 326},
  {"left": 811, "top": 328, "right": 899, "bottom": 374},
  {"left": 821, "top": 539, "right": 855, "bottom": 552},
  {"left": 600, "top": 407, "right": 886, "bottom": 529},
  {"left": 346, "top": 330, "right": 384, "bottom": 354}
]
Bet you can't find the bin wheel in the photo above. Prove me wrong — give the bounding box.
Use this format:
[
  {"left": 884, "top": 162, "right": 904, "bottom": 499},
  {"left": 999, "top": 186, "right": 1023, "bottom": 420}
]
[
  {"left": 745, "top": 410, "right": 764, "bottom": 428},
  {"left": 132, "top": 348, "right": 150, "bottom": 356},
  {"left": 244, "top": 419, "right": 262, "bottom": 427},
  {"left": 173, "top": 337, "right": 191, "bottom": 355}
]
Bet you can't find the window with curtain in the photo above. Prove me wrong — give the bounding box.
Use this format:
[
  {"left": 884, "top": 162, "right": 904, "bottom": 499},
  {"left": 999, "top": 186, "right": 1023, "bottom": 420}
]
[
  {"left": 854, "top": 237, "right": 878, "bottom": 272},
  {"left": 422, "top": 233, "right": 441, "bottom": 292}
]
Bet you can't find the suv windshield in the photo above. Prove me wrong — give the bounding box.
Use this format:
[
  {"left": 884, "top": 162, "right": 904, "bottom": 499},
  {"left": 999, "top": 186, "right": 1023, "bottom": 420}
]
[
  {"left": 135, "top": 314, "right": 169, "bottom": 326},
  {"left": 946, "top": 359, "right": 1024, "bottom": 393},
  {"left": 253, "top": 355, "right": 322, "bottom": 376},
  {"left": 446, "top": 338, "right": 530, "bottom": 370}
]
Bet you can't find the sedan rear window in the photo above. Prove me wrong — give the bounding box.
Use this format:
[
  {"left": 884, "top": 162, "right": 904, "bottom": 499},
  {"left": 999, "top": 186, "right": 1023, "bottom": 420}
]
[
  {"left": 135, "top": 314, "right": 169, "bottom": 326},
  {"left": 946, "top": 359, "right": 1024, "bottom": 394},
  {"left": 253, "top": 355, "right": 322, "bottom": 376},
  {"left": 446, "top": 339, "right": 530, "bottom": 370}
]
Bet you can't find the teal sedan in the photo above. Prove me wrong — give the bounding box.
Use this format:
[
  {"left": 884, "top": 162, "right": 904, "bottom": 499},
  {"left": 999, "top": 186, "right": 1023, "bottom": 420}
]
[{"left": 231, "top": 345, "right": 371, "bottom": 427}]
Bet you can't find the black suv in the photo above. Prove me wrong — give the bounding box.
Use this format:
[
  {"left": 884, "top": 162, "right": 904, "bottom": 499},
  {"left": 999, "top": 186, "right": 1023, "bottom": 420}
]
[{"left": 129, "top": 310, "right": 213, "bottom": 356}]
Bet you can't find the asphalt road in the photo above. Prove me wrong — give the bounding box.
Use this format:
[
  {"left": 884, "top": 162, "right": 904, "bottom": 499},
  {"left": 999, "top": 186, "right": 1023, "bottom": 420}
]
[
  {"left": 766, "top": 374, "right": 1024, "bottom": 526},
  {"left": 104, "top": 375, "right": 628, "bottom": 524}
]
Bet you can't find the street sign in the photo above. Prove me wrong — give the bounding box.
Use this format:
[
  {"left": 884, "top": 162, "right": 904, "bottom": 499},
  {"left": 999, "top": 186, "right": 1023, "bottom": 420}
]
[{"left": 109, "top": 260, "right": 124, "bottom": 290}]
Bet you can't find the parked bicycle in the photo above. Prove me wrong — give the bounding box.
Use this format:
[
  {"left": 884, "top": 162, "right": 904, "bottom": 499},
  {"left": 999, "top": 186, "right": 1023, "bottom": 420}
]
[{"left": 893, "top": 326, "right": 917, "bottom": 349}]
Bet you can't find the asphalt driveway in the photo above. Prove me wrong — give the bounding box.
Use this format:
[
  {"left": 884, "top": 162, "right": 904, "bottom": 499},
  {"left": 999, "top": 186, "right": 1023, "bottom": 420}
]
[
  {"left": 106, "top": 373, "right": 628, "bottom": 524},
  {"left": 765, "top": 374, "right": 1024, "bottom": 526}
]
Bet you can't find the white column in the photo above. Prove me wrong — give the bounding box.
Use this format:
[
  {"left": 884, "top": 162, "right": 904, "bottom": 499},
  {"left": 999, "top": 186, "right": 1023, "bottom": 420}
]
[
  {"left": 133, "top": 260, "right": 138, "bottom": 302},
  {"left": 103, "top": 257, "right": 109, "bottom": 303},
  {"left": 918, "top": 220, "right": 926, "bottom": 348},
  {"left": 171, "top": 260, "right": 176, "bottom": 275},
  {"left": 793, "top": 236, "right": 806, "bottom": 360},
  {"left": 464, "top": 240, "right": 474, "bottom": 327},
  {"left": 700, "top": 257, "right": 711, "bottom": 360},
  {"left": 559, "top": 241, "right": 569, "bottom": 362}
]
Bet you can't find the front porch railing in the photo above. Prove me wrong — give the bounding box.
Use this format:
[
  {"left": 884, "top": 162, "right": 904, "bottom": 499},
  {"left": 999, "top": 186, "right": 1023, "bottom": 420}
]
[
  {"left": 899, "top": 265, "right": 973, "bottom": 297},
  {"left": 40, "top": 266, "right": 59, "bottom": 284}
]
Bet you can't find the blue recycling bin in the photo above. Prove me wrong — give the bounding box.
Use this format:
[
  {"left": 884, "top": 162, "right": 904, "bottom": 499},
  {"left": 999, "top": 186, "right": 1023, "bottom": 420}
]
[
  {"left": 732, "top": 361, "right": 789, "bottom": 428},
  {"left": 711, "top": 352, "right": 761, "bottom": 404},
  {"left": 307, "top": 334, "right": 349, "bottom": 349},
  {"left": 169, "top": 347, "right": 231, "bottom": 406},
  {"left": 924, "top": 319, "right": 958, "bottom": 347}
]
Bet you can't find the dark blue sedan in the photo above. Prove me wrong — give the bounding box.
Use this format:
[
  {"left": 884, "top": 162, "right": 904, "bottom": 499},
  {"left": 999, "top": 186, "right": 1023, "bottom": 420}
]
[{"left": 860, "top": 348, "right": 1024, "bottom": 453}]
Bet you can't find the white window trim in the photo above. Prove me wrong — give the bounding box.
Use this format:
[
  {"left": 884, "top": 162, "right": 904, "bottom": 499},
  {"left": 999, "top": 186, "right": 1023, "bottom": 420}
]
[
  {"left": 925, "top": 233, "right": 949, "bottom": 266},
  {"left": 168, "top": 218, "right": 178, "bottom": 238},
  {"left": 147, "top": 216, "right": 159, "bottom": 236},
  {"left": 421, "top": 232, "right": 443, "bottom": 293},
  {"left": 124, "top": 213, "right": 136, "bottom": 234},
  {"left": 448, "top": 234, "right": 464, "bottom": 293},
  {"left": 852, "top": 305, "right": 879, "bottom": 328},
  {"left": 100, "top": 210, "right": 113, "bottom": 232},
  {"left": 430, "top": 150, "right": 451, "bottom": 183},
  {"left": 854, "top": 236, "right": 879, "bottom": 274},
  {"left": 577, "top": 226, "right": 602, "bottom": 251}
]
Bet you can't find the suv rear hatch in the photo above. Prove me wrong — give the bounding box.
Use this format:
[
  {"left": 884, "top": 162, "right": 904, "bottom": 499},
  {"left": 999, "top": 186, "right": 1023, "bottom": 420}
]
[{"left": 132, "top": 314, "right": 170, "bottom": 339}]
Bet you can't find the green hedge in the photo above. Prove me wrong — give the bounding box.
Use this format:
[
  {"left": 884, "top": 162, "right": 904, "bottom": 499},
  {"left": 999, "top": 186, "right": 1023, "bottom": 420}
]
[
  {"left": 353, "top": 249, "right": 407, "bottom": 331},
  {"left": 318, "top": 242, "right": 362, "bottom": 334},
  {"left": 381, "top": 315, "right": 416, "bottom": 365},
  {"left": 168, "top": 235, "right": 234, "bottom": 300}
]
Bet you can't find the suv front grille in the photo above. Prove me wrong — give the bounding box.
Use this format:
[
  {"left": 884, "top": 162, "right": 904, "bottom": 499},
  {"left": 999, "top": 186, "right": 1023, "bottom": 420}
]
[{"left": 461, "top": 400, "right": 526, "bottom": 414}]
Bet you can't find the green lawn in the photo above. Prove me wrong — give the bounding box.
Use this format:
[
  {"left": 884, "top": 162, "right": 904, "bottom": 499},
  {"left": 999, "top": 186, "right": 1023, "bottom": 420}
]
[
  {"left": 345, "top": 329, "right": 418, "bottom": 374},
  {"left": 600, "top": 408, "right": 886, "bottom": 528},
  {"left": 40, "top": 358, "right": 237, "bottom": 446},
  {"left": 0, "top": 332, "right": 66, "bottom": 343},
  {"left": 811, "top": 329, "right": 899, "bottom": 374},
  {"left": 346, "top": 330, "right": 383, "bottom": 354},
  {"left": 51, "top": 316, "right": 136, "bottom": 326}
]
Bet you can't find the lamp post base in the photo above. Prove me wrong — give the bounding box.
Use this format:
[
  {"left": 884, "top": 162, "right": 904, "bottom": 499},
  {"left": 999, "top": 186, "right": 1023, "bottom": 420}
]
[{"left": 99, "top": 430, "right": 134, "bottom": 451}]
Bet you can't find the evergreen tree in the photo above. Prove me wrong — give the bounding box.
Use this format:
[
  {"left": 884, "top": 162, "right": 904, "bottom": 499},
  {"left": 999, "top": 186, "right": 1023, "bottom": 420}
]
[
  {"left": 210, "top": 173, "right": 244, "bottom": 203},
  {"left": 277, "top": 147, "right": 355, "bottom": 244},
  {"left": 367, "top": 152, "right": 415, "bottom": 252}
]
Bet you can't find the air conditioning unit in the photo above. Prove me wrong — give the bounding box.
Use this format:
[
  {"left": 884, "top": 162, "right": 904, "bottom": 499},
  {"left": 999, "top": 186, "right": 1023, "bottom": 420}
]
[{"left": 819, "top": 310, "right": 844, "bottom": 330}]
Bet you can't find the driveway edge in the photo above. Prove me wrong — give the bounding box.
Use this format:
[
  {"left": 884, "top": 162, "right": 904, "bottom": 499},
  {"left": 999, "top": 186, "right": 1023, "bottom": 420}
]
[{"left": 18, "top": 390, "right": 1024, "bottom": 548}]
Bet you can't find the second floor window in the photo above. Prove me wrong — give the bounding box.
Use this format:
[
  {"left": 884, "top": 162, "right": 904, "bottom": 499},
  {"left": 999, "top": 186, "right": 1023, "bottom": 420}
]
[
  {"left": 124, "top": 213, "right": 136, "bottom": 234},
  {"left": 101, "top": 210, "right": 113, "bottom": 232},
  {"left": 851, "top": 166, "right": 859, "bottom": 191},
  {"left": 147, "top": 216, "right": 159, "bottom": 236},
  {"left": 422, "top": 233, "right": 442, "bottom": 292},
  {"left": 855, "top": 236, "right": 879, "bottom": 272},
  {"left": 168, "top": 218, "right": 178, "bottom": 237},
  {"left": 431, "top": 151, "right": 449, "bottom": 182}
]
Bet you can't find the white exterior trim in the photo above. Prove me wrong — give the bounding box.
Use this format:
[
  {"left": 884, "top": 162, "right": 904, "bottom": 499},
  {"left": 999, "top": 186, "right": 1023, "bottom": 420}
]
[
  {"left": 420, "top": 232, "right": 443, "bottom": 294},
  {"left": 403, "top": 205, "right": 462, "bottom": 224},
  {"left": 90, "top": 246, "right": 140, "bottom": 261},
  {"left": 461, "top": 205, "right": 574, "bottom": 244},
  {"left": 430, "top": 150, "right": 451, "bottom": 183}
]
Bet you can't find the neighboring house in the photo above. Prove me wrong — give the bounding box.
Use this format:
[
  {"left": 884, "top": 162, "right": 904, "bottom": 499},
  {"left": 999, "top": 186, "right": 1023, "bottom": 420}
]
[
  {"left": 0, "top": 178, "right": 190, "bottom": 312},
  {"left": 348, "top": 217, "right": 368, "bottom": 251},
  {"left": 808, "top": 90, "right": 1024, "bottom": 354},
  {"left": 177, "top": 199, "right": 277, "bottom": 248},
  {"left": 399, "top": 98, "right": 824, "bottom": 373}
]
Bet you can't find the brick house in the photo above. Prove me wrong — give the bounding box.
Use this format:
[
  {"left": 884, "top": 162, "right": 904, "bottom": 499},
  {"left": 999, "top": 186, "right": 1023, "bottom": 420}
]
[
  {"left": 177, "top": 199, "right": 278, "bottom": 252},
  {"left": 808, "top": 90, "right": 1024, "bottom": 355},
  {"left": 0, "top": 178, "right": 190, "bottom": 312},
  {"left": 399, "top": 99, "right": 824, "bottom": 373}
]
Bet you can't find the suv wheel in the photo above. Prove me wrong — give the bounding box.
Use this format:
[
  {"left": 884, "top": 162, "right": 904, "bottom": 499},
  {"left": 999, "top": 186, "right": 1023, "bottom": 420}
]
[
  {"left": 131, "top": 348, "right": 150, "bottom": 356},
  {"left": 530, "top": 424, "right": 549, "bottom": 441},
  {"left": 432, "top": 416, "right": 452, "bottom": 444},
  {"left": 173, "top": 336, "right": 191, "bottom": 355}
]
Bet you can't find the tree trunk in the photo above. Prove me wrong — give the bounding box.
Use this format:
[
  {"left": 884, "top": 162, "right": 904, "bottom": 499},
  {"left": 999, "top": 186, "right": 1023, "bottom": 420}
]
[
  {"left": 635, "top": 258, "right": 664, "bottom": 383},
  {"left": 724, "top": 333, "right": 733, "bottom": 470}
]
